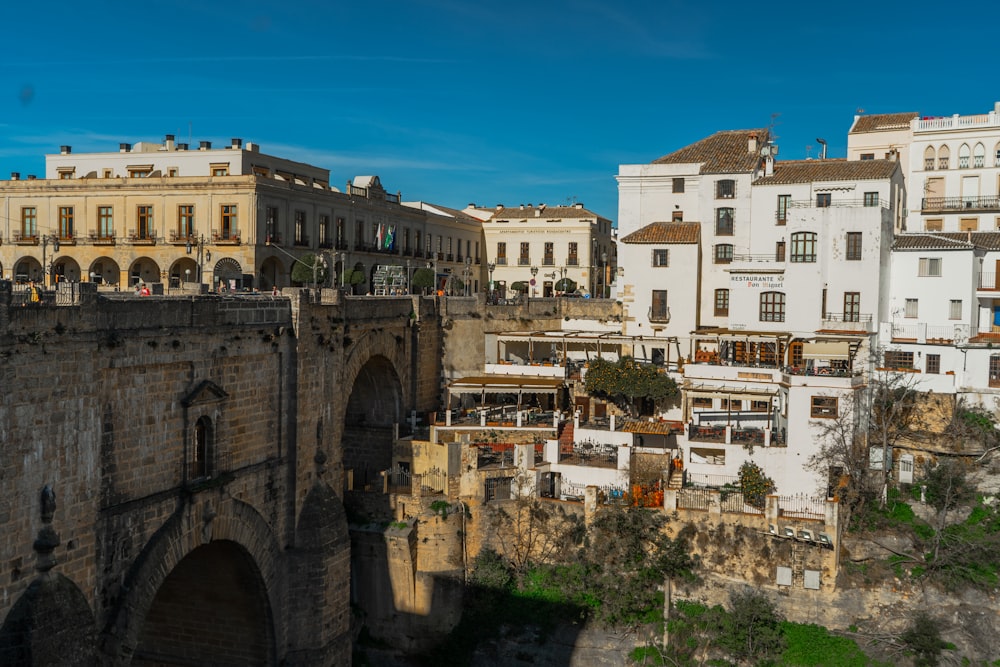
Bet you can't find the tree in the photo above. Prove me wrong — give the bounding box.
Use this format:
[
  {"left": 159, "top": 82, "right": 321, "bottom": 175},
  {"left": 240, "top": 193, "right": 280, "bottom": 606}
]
[
  {"left": 290, "top": 253, "right": 329, "bottom": 286},
  {"left": 945, "top": 400, "right": 1000, "bottom": 461},
  {"left": 717, "top": 588, "right": 786, "bottom": 666},
  {"left": 737, "top": 461, "right": 775, "bottom": 510},
  {"left": 900, "top": 612, "right": 948, "bottom": 667},
  {"left": 583, "top": 356, "right": 678, "bottom": 416},
  {"left": 410, "top": 267, "right": 435, "bottom": 293},
  {"left": 555, "top": 277, "right": 577, "bottom": 293},
  {"left": 509, "top": 280, "right": 529, "bottom": 293}
]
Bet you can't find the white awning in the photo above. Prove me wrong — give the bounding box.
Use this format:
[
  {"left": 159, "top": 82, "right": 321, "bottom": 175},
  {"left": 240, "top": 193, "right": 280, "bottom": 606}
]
[{"left": 801, "top": 341, "right": 850, "bottom": 360}]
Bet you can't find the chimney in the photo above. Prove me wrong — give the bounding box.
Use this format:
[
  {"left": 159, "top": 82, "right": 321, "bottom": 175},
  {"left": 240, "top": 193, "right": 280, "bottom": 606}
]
[
  {"left": 119, "top": 143, "right": 131, "bottom": 153},
  {"left": 199, "top": 141, "right": 212, "bottom": 150},
  {"left": 495, "top": 204, "right": 503, "bottom": 210},
  {"left": 574, "top": 202, "right": 584, "bottom": 209},
  {"left": 748, "top": 132, "right": 758, "bottom": 154},
  {"left": 764, "top": 154, "right": 774, "bottom": 177},
  {"left": 245, "top": 142, "right": 258, "bottom": 152},
  {"left": 177, "top": 143, "right": 189, "bottom": 151},
  {"left": 165, "top": 134, "right": 175, "bottom": 151},
  {"left": 10, "top": 172, "right": 19, "bottom": 180},
  {"left": 231, "top": 137, "right": 242, "bottom": 149},
  {"left": 27, "top": 175, "right": 36, "bottom": 180},
  {"left": 60, "top": 145, "right": 71, "bottom": 155},
  {"left": 519, "top": 204, "right": 525, "bottom": 210}
]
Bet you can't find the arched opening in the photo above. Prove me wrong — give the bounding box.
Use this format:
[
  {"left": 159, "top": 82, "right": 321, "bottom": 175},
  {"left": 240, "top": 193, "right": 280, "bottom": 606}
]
[
  {"left": 13, "top": 256, "right": 42, "bottom": 284},
  {"left": 923, "top": 145, "right": 936, "bottom": 170},
  {"left": 169, "top": 257, "right": 200, "bottom": 287},
  {"left": 129, "top": 257, "right": 161, "bottom": 286},
  {"left": 259, "top": 256, "right": 285, "bottom": 290},
  {"left": 51, "top": 255, "right": 81, "bottom": 283},
  {"left": 343, "top": 355, "right": 403, "bottom": 489},
  {"left": 132, "top": 540, "right": 274, "bottom": 666},
  {"left": 213, "top": 256, "right": 245, "bottom": 292},
  {"left": 191, "top": 416, "right": 213, "bottom": 479},
  {"left": 89, "top": 257, "right": 121, "bottom": 286}
]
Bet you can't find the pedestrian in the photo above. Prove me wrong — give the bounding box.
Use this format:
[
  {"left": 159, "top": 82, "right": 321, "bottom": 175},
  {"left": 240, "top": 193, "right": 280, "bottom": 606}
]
[{"left": 272, "top": 285, "right": 278, "bottom": 296}]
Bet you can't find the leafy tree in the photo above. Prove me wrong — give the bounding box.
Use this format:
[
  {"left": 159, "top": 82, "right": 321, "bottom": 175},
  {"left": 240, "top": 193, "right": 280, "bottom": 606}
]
[
  {"left": 900, "top": 612, "right": 948, "bottom": 667},
  {"left": 737, "top": 461, "right": 775, "bottom": 510},
  {"left": 717, "top": 588, "right": 786, "bottom": 666},
  {"left": 469, "top": 548, "right": 513, "bottom": 592},
  {"left": 946, "top": 400, "right": 1000, "bottom": 460},
  {"left": 509, "top": 280, "right": 529, "bottom": 293},
  {"left": 555, "top": 277, "right": 577, "bottom": 293},
  {"left": 410, "top": 267, "right": 435, "bottom": 293},
  {"left": 923, "top": 459, "right": 975, "bottom": 513},
  {"left": 584, "top": 356, "right": 678, "bottom": 415},
  {"left": 290, "top": 253, "right": 329, "bottom": 285}
]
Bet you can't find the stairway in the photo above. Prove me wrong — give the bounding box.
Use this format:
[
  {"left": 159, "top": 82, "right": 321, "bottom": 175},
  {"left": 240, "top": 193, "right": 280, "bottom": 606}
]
[
  {"left": 667, "top": 468, "right": 684, "bottom": 489},
  {"left": 558, "top": 420, "right": 574, "bottom": 455}
]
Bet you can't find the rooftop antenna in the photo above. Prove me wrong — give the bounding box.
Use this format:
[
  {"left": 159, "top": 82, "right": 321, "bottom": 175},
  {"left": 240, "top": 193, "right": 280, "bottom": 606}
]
[{"left": 767, "top": 112, "right": 781, "bottom": 143}]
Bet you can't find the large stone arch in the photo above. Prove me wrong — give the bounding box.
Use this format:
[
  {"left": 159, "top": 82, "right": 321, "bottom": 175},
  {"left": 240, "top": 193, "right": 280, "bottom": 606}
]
[
  {"left": 99, "top": 497, "right": 284, "bottom": 665},
  {"left": 337, "top": 329, "right": 410, "bottom": 488}
]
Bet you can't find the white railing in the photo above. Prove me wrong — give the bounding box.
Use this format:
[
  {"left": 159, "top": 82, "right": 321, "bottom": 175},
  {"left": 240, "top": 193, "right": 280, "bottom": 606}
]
[{"left": 916, "top": 113, "right": 1000, "bottom": 132}]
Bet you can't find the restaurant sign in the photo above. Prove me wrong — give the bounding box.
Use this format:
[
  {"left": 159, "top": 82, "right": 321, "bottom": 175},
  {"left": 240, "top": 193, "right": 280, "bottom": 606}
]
[{"left": 730, "top": 273, "right": 785, "bottom": 289}]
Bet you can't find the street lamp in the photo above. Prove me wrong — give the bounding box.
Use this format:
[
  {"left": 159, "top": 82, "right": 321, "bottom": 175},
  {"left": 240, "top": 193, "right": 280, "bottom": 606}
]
[
  {"left": 464, "top": 256, "right": 472, "bottom": 297},
  {"left": 41, "top": 234, "right": 60, "bottom": 287},
  {"left": 487, "top": 261, "right": 496, "bottom": 303},
  {"left": 600, "top": 251, "right": 608, "bottom": 298},
  {"left": 406, "top": 259, "right": 412, "bottom": 294},
  {"left": 185, "top": 235, "right": 209, "bottom": 284}
]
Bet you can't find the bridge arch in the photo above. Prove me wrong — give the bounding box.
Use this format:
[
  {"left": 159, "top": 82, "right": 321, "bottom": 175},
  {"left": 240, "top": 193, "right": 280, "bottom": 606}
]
[
  {"left": 101, "top": 498, "right": 283, "bottom": 665},
  {"left": 338, "top": 329, "right": 410, "bottom": 488}
]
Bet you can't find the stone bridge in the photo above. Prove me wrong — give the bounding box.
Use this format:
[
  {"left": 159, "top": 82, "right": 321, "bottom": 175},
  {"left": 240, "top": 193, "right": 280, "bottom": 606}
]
[{"left": 0, "top": 284, "right": 443, "bottom": 665}]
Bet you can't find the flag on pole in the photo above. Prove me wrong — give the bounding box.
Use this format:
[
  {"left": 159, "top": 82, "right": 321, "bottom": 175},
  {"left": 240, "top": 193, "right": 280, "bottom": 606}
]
[{"left": 384, "top": 226, "right": 395, "bottom": 250}]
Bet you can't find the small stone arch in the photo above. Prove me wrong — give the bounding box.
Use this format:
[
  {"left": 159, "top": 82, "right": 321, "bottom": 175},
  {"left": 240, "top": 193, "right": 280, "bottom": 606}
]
[
  {"left": 213, "top": 256, "right": 244, "bottom": 291},
  {"left": 89, "top": 257, "right": 121, "bottom": 286},
  {"left": 51, "top": 255, "right": 81, "bottom": 283},
  {"left": 13, "top": 256, "right": 42, "bottom": 283},
  {"left": 99, "top": 498, "right": 284, "bottom": 665},
  {"left": 128, "top": 257, "right": 161, "bottom": 286}
]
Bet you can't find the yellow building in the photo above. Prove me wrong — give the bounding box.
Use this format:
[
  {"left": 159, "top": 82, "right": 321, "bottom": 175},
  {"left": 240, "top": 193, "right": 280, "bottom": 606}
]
[{"left": 0, "top": 137, "right": 485, "bottom": 292}]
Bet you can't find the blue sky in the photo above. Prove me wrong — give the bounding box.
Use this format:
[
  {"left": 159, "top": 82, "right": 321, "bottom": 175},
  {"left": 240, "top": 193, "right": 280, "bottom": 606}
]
[{"left": 4, "top": 0, "right": 1000, "bottom": 221}]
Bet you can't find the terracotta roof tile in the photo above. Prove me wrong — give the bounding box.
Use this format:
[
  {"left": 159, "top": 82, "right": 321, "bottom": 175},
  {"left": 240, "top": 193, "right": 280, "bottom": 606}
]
[
  {"left": 753, "top": 158, "right": 898, "bottom": 185},
  {"left": 652, "top": 129, "right": 768, "bottom": 174},
  {"left": 849, "top": 112, "right": 918, "bottom": 134},
  {"left": 892, "top": 234, "right": 973, "bottom": 251},
  {"left": 620, "top": 221, "right": 700, "bottom": 244},
  {"left": 935, "top": 232, "right": 1000, "bottom": 251}
]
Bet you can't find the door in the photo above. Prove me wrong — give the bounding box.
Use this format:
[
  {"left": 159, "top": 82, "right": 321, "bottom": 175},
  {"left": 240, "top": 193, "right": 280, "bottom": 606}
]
[
  {"left": 898, "top": 454, "right": 914, "bottom": 484},
  {"left": 574, "top": 396, "right": 590, "bottom": 422}
]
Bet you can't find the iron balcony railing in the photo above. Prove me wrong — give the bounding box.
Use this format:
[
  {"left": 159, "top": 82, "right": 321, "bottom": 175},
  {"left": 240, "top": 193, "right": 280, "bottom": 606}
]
[{"left": 922, "top": 195, "right": 1000, "bottom": 212}]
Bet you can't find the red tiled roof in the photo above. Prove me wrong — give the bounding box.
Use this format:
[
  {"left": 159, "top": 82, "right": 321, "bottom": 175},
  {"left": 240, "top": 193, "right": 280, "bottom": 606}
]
[
  {"left": 892, "top": 234, "right": 973, "bottom": 251},
  {"left": 935, "top": 232, "right": 1000, "bottom": 251},
  {"left": 620, "top": 221, "right": 700, "bottom": 244},
  {"left": 490, "top": 204, "right": 607, "bottom": 221},
  {"left": 849, "top": 112, "right": 918, "bottom": 134},
  {"left": 754, "top": 159, "right": 898, "bottom": 185},
  {"left": 652, "top": 129, "right": 768, "bottom": 174}
]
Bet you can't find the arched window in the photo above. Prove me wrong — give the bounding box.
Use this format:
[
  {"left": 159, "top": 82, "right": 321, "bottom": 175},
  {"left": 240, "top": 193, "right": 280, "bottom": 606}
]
[
  {"left": 974, "top": 143, "right": 985, "bottom": 168},
  {"left": 759, "top": 292, "right": 786, "bottom": 322},
  {"left": 994, "top": 142, "right": 1000, "bottom": 167},
  {"left": 192, "top": 416, "right": 213, "bottom": 479},
  {"left": 790, "top": 232, "right": 817, "bottom": 263},
  {"left": 958, "top": 143, "right": 970, "bottom": 169},
  {"left": 938, "top": 145, "right": 950, "bottom": 170},
  {"left": 714, "top": 243, "right": 733, "bottom": 264},
  {"left": 923, "top": 146, "right": 936, "bottom": 171}
]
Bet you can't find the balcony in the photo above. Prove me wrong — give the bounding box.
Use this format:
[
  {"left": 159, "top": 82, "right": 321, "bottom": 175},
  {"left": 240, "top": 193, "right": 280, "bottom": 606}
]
[
  {"left": 213, "top": 230, "right": 241, "bottom": 245},
  {"left": 89, "top": 233, "right": 116, "bottom": 246},
  {"left": 169, "top": 230, "right": 195, "bottom": 245},
  {"left": 127, "top": 232, "right": 157, "bottom": 246},
  {"left": 921, "top": 195, "right": 1000, "bottom": 212},
  {"left": 787, "top": 198, "right": 889, "bottom": 209},
  {"left": 978, "top": 272, "right": 1000, "bottom": 292},
  {"left": 496, "top": 257, "right": 507, "bottom": 266},
  {"left": 820, "top": 312, "right": 873, "bottom": 332},
  {"left": 13, "top": 232, "right": 38, "bottom": 245},
  {"left": 542, "top": 257, "right": 555, "bottom": 266},
  {"left": 916, "top": 113, "right": 1000, "bottom": 132},
  {"left": 518, "top": 257, "right": 531, "bottom": 266},
  {"left": 648, "top": 306, "right": 671, "bottom": 323},
  {"left": 293, "top": 235, "right": 310, "bottom": 247},
  {"left": 566, "top": 257, "right": 579, "bottom": 266}
]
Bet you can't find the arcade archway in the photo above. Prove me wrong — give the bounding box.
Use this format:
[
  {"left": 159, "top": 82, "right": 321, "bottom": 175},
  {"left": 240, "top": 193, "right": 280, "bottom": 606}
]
[{"left": 342, "top": 355, "right": 403, "bottom": 489}]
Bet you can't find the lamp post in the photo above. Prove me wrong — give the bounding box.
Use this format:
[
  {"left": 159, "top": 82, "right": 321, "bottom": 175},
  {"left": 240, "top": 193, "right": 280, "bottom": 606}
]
[
  {"left": 463, "top": 256, "right": 472, "bottom": 297},
  {"left": 41, "top": 234, "right": 60, "bottom": 287},
  {"left": 406, "top": 259, "right": 412, "bottom": 294},
  {"left": 530, "top": 265, "right": 538, "bottom": 299},
  {"left": 487, "top": 261, "right": 496, "bottom": 303},
  {"left": 185, "top": 235, "right": 209, "bottom": 284},
  {"left": 184, "top": 269, "right": 191, "bottom": 285},
  {"left": 600, "top": 251, "right": 608, "bottom": 299}
]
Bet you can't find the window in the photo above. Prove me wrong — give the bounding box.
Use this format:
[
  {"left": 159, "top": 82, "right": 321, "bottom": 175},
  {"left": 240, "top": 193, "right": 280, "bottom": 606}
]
[
  {"left": 959, "top": 217, "right": 978, "bottom": 231},
  {"left": 178, "top": 205, "right": 194, "bottom": 238},
  {"left": 692, "top": 397, "right": 713, "bottom": 408},
  {"left": 650, "top": 290, "right": 669, "bottom": 321},
  {"left": 860, "top": 153, "right": 874, "bottom": 160},
  {"left": 884, "top": 350, "right": 914, "bottom": 369},
  {"left": 790, "top": 232, "right": 817, "bottom": 263},
  {"left": 759, "top": 291, "right": 786, "bottom": 322},
  {"left": 776, "top": 194, "right": 790, "bottom": 225},
  {"left": 810, "top": 396, "right": 838, "bottom": 419},
  {"left": 751, "top": 400, "right": 770, "bottom": 412},
  {"left": 294, "top": 210, "right": 306, "bottom": 245},
  {"left": 925, "top": 218, "right": 943, "bottom": 232},
  {"left": 816, "top": 193, "right": 831, "bottom": 207},
  {"left": 720, "top": 399, "right": 742, "bottom": 411},
  {"left": 926, "top": 354, "right": 941, "bottom": 374},
  {"left": 319, "top": 214, "right": 330, "bottom": 247},
  {"left": 714, "top": 288, "right": 729, "bottom": 316},
  {"left": 672, "top": 177, "right": 685, "bottom": 193},
  {"left": 167, "top": 168, "right": 178, "bottom": 177},
  {"left": 958, "top": 144, "right": 970, "bottom": 169},
  {"left": 136, "top": 205, "right": 153, "bottom": 240},
  {"left": 938, "top": 146, "right": 949, "bottom": 170},
  {"left": 844, "top": 292, "right": 861, "bottom": 322},
  {"left": 519, "top": 242, "right": 530, "bottom": 265},
  {"left": 974, "top": 143, "right": 985, "bottom": 168},
  {"left": 950, "top": 299, "right": 962, "bottom": 320},
  {"left": 336, "top": 217, "right": 345, "bottom": 248},
  {"left": 671, "top": 211, "right": 684, "bottom": 222},
  {"left": 98, "top": 206, "right": 114, "bottom": 239},
  {"left": 567, "top": 242, "right": 578, "bottom": 265},
  {"left": 775, "top": 241, "right": 785, "bottom": 262},
  {"left": 211, "top": 163, "right": 229, "bottom": 176},
  {"left": 863, "top": 192, "right": 879, "bottom": 207},
  {"left": 904, "top": 298, "right": 918, "bottom": 318},
  {"left": 220, "top": 205, "right": 237, "bottom": 239},
  {"left": 543, "top": 242, "right": 554, "bottom": 265},
  {"left": 652, "top": 249, "right": 669, "bottom": 267},
  {"left": 990, "top": 355, "right": 1000, "bottom": 388},
  {"left": 21, "top": 207, "right": 37, "bottom": 238},
  {"left": 191, "top": 416, "right": 214, "bottom": 479},
  {"left": 846, "top": 232, "right": 862, "bottom": 260},
  {"left": 714, "top": 244, "right": 733, "bottom": 264},
  {"left": 923, "top": 146, "right": 936, "bottom": 171},
  {"left": 918, "top": 257, "right": 942, "bottom": 277},
  {"left": 715, "top": 208, "right": 734, "bottom": 235},
  {"left": 58, "top": 206, "right": 74, "bottom": 239},
  {"left": 716, "top": 179, "right": 735, "bottom": 199},
  {"left": 128, "top": 167, "right": 152, "bottom": 178}
]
